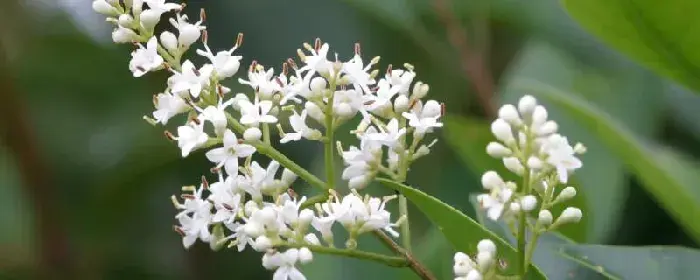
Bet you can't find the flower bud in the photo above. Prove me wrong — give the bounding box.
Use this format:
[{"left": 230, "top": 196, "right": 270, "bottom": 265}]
[
  {"left": 413, "top": 145, "right": 431, "bottom": 158},
  {"left": 334, "top": 103, "right": 354, "bottom": 119},
  {"left": 243, "top": 127, "right": 262, "bottom": 141},
  {"left": 453, "top": 252, "right": 473, "bottom": 276},
  {"left": 243, "top": 222, "right": 264, "bottom": 237},
  {"left": 538, "top": 210, "right": 553, "bottom": 226},
  {"left": 422, "top": 100, "right": 441, "bottom": 118},
  {"left": 503, "top": 157, "right": 524, "bottom": 175},
  {"left": 466, "top": 270, "right": 483, "bottom": 280},
  {"left": 393, "top": 94, "right": 409, "bottom": 113},
  {"left": 112, "top": 27, "right": 138, "bottom": 43},
  {"left": 537, "top": 120, "right": 558, "bottom": 136},
  {"left": 348, "top": 174, "right": 372, "bottom": 190},
  {"left": 139, "top": 9, "right": 161, "bottom": 30},
  {"left": 92, "top": 0, "right": 119, "bottom": 16},
  {"left": 486, "top": 142, "right": 511, "bottom": 158},
  {"left": 299, "top": 247, "right": 314, "bottom": 264},
  {"left": 490, "top": 119, "right": 514, "bottom": 144},
  {"left": 527, "top": 156, "right": 543, "bottom": 169},
  {"left": 477, "top": 239, "right": 496, "bottom": 255},
  {"left": 118, "top": 14, "right": 134, "bottom": 28},
  {"left": 574, "top": 143, "right": 587, "bottom": 154},
  {"left": 244, "top": 200, "right": 259, "bottom": 216},
  {"left": 520, "top": 195, "right": 537, "bottom": 212},
  {"left": 518, "top": 95, "right": 537, "bottom": 116},
  {"left": 298, "top": 209, "right": 314, "bottom": 226},
  {"left": 305, "top": 101, "right": 324, "bottom": 123},
  {"left": 310, "top": 77, "right": 327, "bottom": 92},
  {"left": 412, "top": 82, "right": 429, "bottom": 99},
  {"left": 509, "top": 202, "right": 521, "bottom": 213},
  {"left": 132, "top": 0, "right": 143, "bottom": 14},
  {"left": 557, "top": 207, "right": 582, "bottom": 224},
  {"left": 498, "top": 104, "right": 521, "bottom": 125},
  {"left": 281, "top": 169, "right": 298, "bottom": 186},
  {"left": 557, "top": 186, "right": 577, "bottom": 202},
  {"left": 160, "top": 31, "right": 178, "bottom": 53},
  {"left": 476, "top": 251, "right": 493, "bottom": 271},
  {"left": 252, "top": 236, "right": 272, "bottom": 251},
  {"left": 481, "top": 171, "right": 504, "bottom": 190},
  {"left": 531, "top": 105, "right": 548, "bottom": 127}
]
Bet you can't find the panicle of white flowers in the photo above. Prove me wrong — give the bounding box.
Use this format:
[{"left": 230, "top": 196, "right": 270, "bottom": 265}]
[
  {"left": 453, "top": 239, "right": 499, "bottom": 280},
  {"left": 477, "top": 95, "right": 586, "bottom": 235},
  {"left": 93, "top": 1, "right": 442, "bottom": 279}
]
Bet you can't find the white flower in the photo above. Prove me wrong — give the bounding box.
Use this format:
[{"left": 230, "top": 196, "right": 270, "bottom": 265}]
[
  {"left": 477, "top": 187, "right": 513, "bottom": 220},
  {"left": 169, "top": 13, "right": 205, "bottom": 47},
  {"left": 280, "top": 110, "right": 321, "bottom": 143},
  {"left": 205, "top": 130, "right": 255, "bottom": 176},
  {"left": 197, "top": 43, "right": 242, "bottom": 78},
  {"left": 238, "top": 96, "right": 278, "bottom": 126},
  {"left": 320, "top": 193, "right": 399, "bottom": 237},
  {"left": 241, "top": 161, "right": 280, "bottom": 199},
  {"left": 197, "top": 99, "right": 233, "bottom": 136},
  {"left": 177, "top": 202, "right": 212, "bottom": 249},
  {"left": 279, "top": 195, "right": 314, "bottom": 227},
  {"left": 333, "top": 89, "right": 366, "bottom": 119},
  {"left": 238, "top": 67, "right": 279, "bottom": 98},
  {"left": 386, "top": 69, "right": 415, "bottom": 96},
  {"left": 280, "top": 71, "right": 313, "bottom": 105},
  {"left": 152, "top": 92, "right": 188, "bottom": 124},
  {"left": 208, "top": 175, "right": 242, "bottom": 224},
  {"left": 364, "top": 79, "right": 398, "bottom": 113},
  {"left": 262, "top": 249, "right": 307, "bottom": 280},
  {"left": 453, "top": 252, "right": 475, "bottom": 276},
  {"left": 224, "top": 222, "right": 253, "bottom": 252},
  {"left": 541, "top": 134, "right": 582, "bottom": 183},
  {"left": 300, "top": 42, "right": 331, "bottom": 76},
  {"left": 176, "top": 121, "right": 209, "bottom": 157},
  {"left": 341, "top": 134, "right": 381, "bottom": 189},
  {"left": 169, "top": 60, "right": 213, "bottom": 98},
  {"left": 172, "top": 183, "right": 208, "bottom": 218},
  {"left": 140, "top": 0, "right": 182, "bottom": 30},
  {"left": 364, "top": 118, "right": 406, "bottom": 149},
  {"left": 402, "top": 100, "right": 443, "bottom": 135},
  {"left": 342, "top": 54, "right": 375, "bottom": 94},
  {"left": 160, "top": 31, "right": 178, "bottom": 53}
]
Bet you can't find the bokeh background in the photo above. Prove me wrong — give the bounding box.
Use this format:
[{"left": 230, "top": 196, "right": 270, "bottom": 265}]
[{"left": 1, "top": 0, "right": 699, "bottom": 279}]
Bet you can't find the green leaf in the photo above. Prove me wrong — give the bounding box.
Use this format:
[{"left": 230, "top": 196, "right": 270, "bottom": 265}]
[
  {"left": 444, "top": 116, "right": 591, "bottom": 242},
  {"left": 514, "top": 78, "right": 700, "bottom": 244},
  {"left": 378, "top": 178, "right": 548, "bottom": 279},
  {"left": 560, "top": 245, "right": 700, "bottom": 279},
  {"left": 561, "top": 0, "right": 700, "bottom": 93}
]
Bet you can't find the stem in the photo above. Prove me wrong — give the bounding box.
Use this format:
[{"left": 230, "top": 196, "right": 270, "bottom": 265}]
[
  {"left": 253, "top": 143, "right": 327, "bottom": 190},
  {"left": 398, "top": 195, "right": 412, "bottom": 252},
  {"left": 300, "top": 193, "right": 329, "bottom": 209},
  {"left": 524, "top": 233, "right": 541, "bottom": 267},
  {"left": 263, "top": 123, "right": 271, "bottom": 145},
  {"left": 373, "top": 231, "right": 436, "bottom": 280},
  {"left": 279, "top": 244, "right": 408, "bottom": 267},
  {"left": 324, "top": 82, "right": 336, "bottom": 189},
  {"left": 517, "top": 129, "right": 534, "bottom": 277}
]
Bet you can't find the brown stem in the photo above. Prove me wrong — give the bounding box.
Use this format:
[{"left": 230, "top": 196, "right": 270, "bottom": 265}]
[
  {"left": 432, "top": 0, "right": 497, "bottom": 118},
  {"left": 0, "top": 49, "right": 74, "bottom": 278},
  {"left": 373, "top": 231, "right": 436, "bottom": 280}
]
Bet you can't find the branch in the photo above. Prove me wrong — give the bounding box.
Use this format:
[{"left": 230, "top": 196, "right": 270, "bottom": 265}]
[
  {"left": 373, "top": 231, "right": 437, "bottom": 280},
  {"left": 432, "top": 0, "right": 497, "bottom": 118},
  {"left": 280, "top": 244, "right": 408, "bottom": 267}
]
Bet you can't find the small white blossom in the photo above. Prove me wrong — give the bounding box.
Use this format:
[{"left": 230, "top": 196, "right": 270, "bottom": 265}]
[
  {"left": 205, "top": 130, "right": 255, "bottom": 176},
  {"left": 239, "top": 67, "right": 280, "bottom": 98},
  {"left": 477, "top": 187, "right": 513, "bottom": 220},
  {"left": 169, "top": 60, "right": 213, "bottom": 98},
  {"left": 300, "top": 42, "right": 331, "bottom": 76},
  {"left": 129, "top": 37, "right": 164, "bottom": 77},
  {"left": 364, "top": 119, "right": 406, "bottom": 149},
  {"left": 262, "top": 249, "right": 307, "bottom": 280},
  {"left": 176, "top": 121, "right": 209, "bottom": 157},
  {"left": 342, "top": 54, "right": 376, "bottom": 94},
  {"left": 152, "top": 92, "right": 188, "bottom": 124},
  {"left": 541, "top": 134, "right": 582, "bottom": 183},
  {"left": 169, "top": 13, "right": 205, "bottom": 47},
  {"left": 238, "top": 96, "right": 278, "bottom": 126},
  {"left": 197, "top": 43, "right": 242, "bottom": 79},
  {"left": 280, "top": 110, "right": 321, "bottom": 143},
  {"left": 402, "top": 100, "right": 443, "bottom": 135},
  {"left": 177, "top": 202, "right": 212, "bottom": 249}
]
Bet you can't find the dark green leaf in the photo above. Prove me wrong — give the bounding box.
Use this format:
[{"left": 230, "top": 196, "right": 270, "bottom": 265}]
[
  {"left": 378, "top": 178, "right": 547, "bottom": 279},
  {"left": 561, "top": 0, "right": 700, "bottom": 93}
]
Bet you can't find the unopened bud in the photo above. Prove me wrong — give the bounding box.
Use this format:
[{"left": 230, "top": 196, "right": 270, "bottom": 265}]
[
  {"left": 299, "top": 247, "right": 313, "bottom": 264},
  {"left": 477, "top": 239, "right": 496, "bottom": 255},
  {"left": 252, "top": 236, "right": 272, "bottom": 251},
  {"left": 486, "top": 142, "right": 511, "bottom": 158},
  {"left": 556, "top": 207, "right": 582, "bottom": 224},
  {"left": 310, "top": 77, "right": 327, "bottom": 93},
  {"left": 537, "top": 120, "right": 558, "bottom": 136},
  {"left": 481, "top": 171, "right": 504, "bottom": 190},
  {"left": 498, "top": 104, "right": 521, "bottom": 125},
  {"left": 476, "top": 251, "right": 493, "bottom": 271},
  {"left": 281, "top": 169, "right": 298, "bottom": 186},
  {"left": 538, "top": 210, "right": 553, "bottom": 226},
  {"left": 160, "top": 31, "right": 178, "bottom": 53},
  {"left": 527, "top": 156, "right": 543, "bottom": 169},
  {"left": 531, "top": 105, "right": 548, "bottom": 127},
  {"left": 394, "top": 94, "right": 409, "bottom": 113},
  {"left": 305, "top": 102, "right": 324, "bottom": 123},
  {"left": 503, "top": 157, "right": 524, "bottom": 175},
  {"left": 92, "top": 0, "right": 119, "bottom": 16},
  {"left": 117, "top": 14, "right": 134, "bottom": 27},
  {"left": 243, "top": 127, "right": 262, "bottom": 141},
  {"left": 491, "top": 119, "right": 514, "bottom": 144},
  {"left": 518, "top": 95, "right": 537, "bottom": 117},
  {"left": 520, "top": 195, "right": 537, "bottom": 212},
  {"left": 556, "top": 186, "right": 577, "bottom": 202},
  {"left": 139, "top": 9, "right": 161, "bottom": 30},
  {"left": 574, "top": 143, "right": 587, "bottom": 154}
]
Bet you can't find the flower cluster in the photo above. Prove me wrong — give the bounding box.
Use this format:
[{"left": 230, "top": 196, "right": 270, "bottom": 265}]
[
  {"left": 477, "top": 95, "right": 585, "bottom": 229},
  {"left": 93, "top": 0, "right": 443, "bottom": 279},
  {"left": 453, "top": 239, "right": 499, "bottom": 280}
]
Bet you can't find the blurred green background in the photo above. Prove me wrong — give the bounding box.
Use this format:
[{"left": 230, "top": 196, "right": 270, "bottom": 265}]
[{"left": 2, "top": 0, "right": 699, "bottom": 279}]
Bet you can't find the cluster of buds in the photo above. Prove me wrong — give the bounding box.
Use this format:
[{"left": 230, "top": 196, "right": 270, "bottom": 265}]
[
  {"left": 478, "top": 95, "right": 585, "bottom": 233},
  {"left": 453, "top": 239, "right": 499, "bottom": 280},
  {"left": 93, "top": 0, "right": 443, "bottom": 279}
]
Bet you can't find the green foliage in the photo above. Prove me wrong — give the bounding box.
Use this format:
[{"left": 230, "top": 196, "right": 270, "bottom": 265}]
[
  {"left": 561, "top": 0, "right": 700, "bottom": 93},
  {"left": 560, "top": 245, "right": 700, "bottom": 279},
  {"left": 515, "top": 79, "right": 700, "bottom": 244},
  {"left": 378, "top": 178, "right": 547, "bottom": 279}
]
